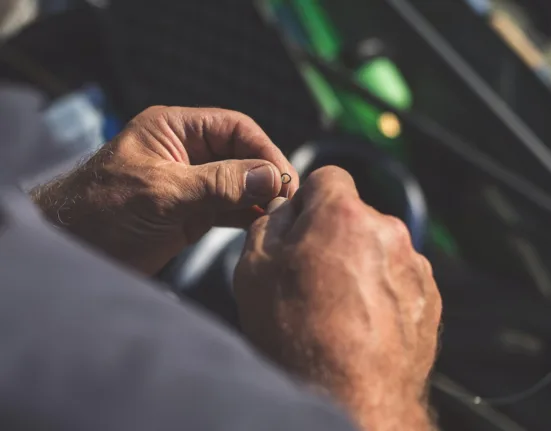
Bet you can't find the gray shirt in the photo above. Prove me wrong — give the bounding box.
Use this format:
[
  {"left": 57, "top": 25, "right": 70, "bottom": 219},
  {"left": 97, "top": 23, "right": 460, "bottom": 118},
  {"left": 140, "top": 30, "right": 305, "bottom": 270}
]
[{"left": 0, "top": 85, "right": 356, "bottom": 431}]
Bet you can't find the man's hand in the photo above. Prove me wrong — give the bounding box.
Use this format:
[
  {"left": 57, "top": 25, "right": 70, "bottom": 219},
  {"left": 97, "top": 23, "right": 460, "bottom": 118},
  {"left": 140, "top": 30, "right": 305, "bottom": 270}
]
[
  {"left": 235, "top": 166, "right": 441, "bottom": 431},
  {"left": 31, "top": 106, "right": 298, "bottom": 275}
]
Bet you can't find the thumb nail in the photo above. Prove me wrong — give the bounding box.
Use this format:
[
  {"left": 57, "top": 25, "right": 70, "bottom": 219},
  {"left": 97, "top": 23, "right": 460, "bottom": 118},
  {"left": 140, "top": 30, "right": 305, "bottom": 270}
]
[{"left": 246, "top": 165, "right": 275, "bottom": 198}]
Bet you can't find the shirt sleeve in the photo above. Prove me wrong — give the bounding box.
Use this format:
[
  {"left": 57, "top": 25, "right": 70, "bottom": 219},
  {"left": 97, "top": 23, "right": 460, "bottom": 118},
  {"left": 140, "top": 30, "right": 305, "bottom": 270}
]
[{"left": 0, "top": 187, "right": 358, "bottom": 431}]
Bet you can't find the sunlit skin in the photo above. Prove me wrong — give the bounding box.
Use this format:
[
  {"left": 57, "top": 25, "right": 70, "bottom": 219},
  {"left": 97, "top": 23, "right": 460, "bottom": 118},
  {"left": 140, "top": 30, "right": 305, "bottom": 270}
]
[{"left": 33, "top": 106, "right": 441, "bottom": 431}]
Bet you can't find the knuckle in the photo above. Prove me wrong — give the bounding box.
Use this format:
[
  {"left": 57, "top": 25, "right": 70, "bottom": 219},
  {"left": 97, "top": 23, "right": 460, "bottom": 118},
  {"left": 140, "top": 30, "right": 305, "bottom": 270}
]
[
  {"left": 206, "top": 164, "right": 241, "bottom": 204},
  {"left": 418, "top": 254, "right": 434, "bottom": 277},
  {"left": 330, "top": 196, "right": 364, "bottom": 221},
  {"left": 292, "top": 242, "right": 317, "bottom": 264},
  {"left": 416, "top": 254, "right": 442, "bottom": 322},
  {"left": 249, "top": 213, "right": 269, "bottom": 236},
  {"left": 127, "top": 106, "right": 169, "bottom": 132},
  {"left": 309, "top": 165, "right": 353, "bottom": 185},
  {"left": 435, "top": 289, "right": 443, "bottom": 317},
  {"left": 232, "top": 111, "right": 256, "bottom": 125},
  {"left": 216, "top": 109, "right": 257, "bottom": 129},
  {"left": 135, "top": 105, "right": 168, "bottom": 121},
  {"left": 143, "top": 105, "right": 167, "bottom": 115},
  {"left": 382, "top": 215, "right": 411, "bottom": 245},
  {"left": 241, "top": 219, "right": 267, "bottom": 257},
  {"left": 304, "top": 166, "right": 357, "bottom": 202},
  {"left": 430, "top": 287, "right": 443, "bottom": 326}
]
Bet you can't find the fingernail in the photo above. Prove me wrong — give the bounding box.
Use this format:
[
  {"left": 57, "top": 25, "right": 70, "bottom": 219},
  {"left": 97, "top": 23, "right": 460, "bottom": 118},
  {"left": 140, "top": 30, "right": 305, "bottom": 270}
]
[
  {"left": 246, "top": 165, "right": 275, "bottom": 198},
  {"left": 267, "top": 197, "right": 288, "bottom": 213}
]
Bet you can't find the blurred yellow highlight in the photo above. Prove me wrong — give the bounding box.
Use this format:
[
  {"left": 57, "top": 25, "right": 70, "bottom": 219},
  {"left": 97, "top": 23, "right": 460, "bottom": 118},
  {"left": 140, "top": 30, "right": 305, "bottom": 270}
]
[{"left": 377, "top": 112, "right": 401, "bottom": 138}]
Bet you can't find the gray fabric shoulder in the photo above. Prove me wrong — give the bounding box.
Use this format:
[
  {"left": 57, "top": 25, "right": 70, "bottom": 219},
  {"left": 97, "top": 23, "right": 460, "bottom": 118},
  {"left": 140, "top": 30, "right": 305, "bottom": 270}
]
[{"left": 0, "top": 188, "right": 357, "bottom": 431}]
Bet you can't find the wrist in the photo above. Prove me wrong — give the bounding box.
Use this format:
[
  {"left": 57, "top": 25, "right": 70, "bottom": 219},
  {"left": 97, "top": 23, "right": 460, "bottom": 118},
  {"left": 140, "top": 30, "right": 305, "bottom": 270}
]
[
  {"left": 277, "top": 336, "right": 435, "bottom": 431},
  {"left": 305, "top": 376, "right": 434, "bottom": 431},
  {"left": 319, "top": 379, "right": 433, "bottom": 431},
  {"left": 353, "top": 397, "right": 434, "bottom": 431}
]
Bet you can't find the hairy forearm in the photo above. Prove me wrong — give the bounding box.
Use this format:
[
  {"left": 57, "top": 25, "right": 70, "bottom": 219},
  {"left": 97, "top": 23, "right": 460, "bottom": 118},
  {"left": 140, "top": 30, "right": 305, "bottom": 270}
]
[
  {"left": 28, "top": 156, "right": 119, "bottom": 258},
  {"left": 29, "top": 175, "right": 71, "bottom": 226},
  {"left": 29, "top": 149, "right": 111, "bottom": 227}
]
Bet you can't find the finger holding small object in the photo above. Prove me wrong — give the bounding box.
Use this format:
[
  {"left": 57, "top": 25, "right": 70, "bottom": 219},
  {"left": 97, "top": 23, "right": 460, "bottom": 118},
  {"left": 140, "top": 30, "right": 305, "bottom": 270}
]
[
  {"left": 281, "top": 173, "right": 292, "bottom": 184},
  {"left": 278, "top": 166, "right": 299, "bottom": 199},
  {"left": 267, "top": 197, "right": 288, "bottom": 213},
  {"left": 244, "top": 197, "right": 295, "bottom": 253},
  {"left": 280, "top": 173, "right": 294, "bottom": 199}
]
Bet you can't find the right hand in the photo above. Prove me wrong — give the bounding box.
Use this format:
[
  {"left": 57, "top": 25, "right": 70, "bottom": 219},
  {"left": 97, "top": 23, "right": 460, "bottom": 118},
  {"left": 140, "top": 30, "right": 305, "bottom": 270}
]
[{"left": 234, "top": 166, "right": 441, "bottom": 431}]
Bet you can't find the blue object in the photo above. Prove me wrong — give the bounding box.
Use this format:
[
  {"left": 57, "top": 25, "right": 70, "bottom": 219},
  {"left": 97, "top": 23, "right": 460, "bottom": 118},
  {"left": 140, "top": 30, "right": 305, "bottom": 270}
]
[
  {"left": 463, "top": 0, "right": 491, "bottom": 16},
  {"left": 274, "top": 4, "right": 311, "bottom": 48},
  {"left": 103, "top": 114, "right": 123, "bottom": 141}
]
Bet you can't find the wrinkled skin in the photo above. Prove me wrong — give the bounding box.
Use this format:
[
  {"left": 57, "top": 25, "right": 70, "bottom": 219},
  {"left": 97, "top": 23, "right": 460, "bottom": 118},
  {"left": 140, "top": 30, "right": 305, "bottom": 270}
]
[
  {"left": 235, "top": 167, "right": 442, "bottom": 431},
  {"left": 32, "top": 106, "right": 298, "bottom": 275},
  {"left": 33, "top": 107, "right": 442, "bottom": 431}
]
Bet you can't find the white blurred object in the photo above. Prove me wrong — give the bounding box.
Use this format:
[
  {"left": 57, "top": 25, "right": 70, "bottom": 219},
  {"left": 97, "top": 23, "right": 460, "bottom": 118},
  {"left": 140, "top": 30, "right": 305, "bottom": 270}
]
[
  {"left": 43, "top": 89, "right": 105, "bottom": 155},
  {"left": 464, "top": 0, "right": 491, "bottom": 16},
  {"left": 21, "top": 86, "right": 106, "bottom": 188},
  {"left": 0, "top": 0, "right": 38, "bottom": 39},
  {"left": 178, "top": 228, "right": 243, "bottom": 288},
  {"left": 0, "top": 83, "right": 103, "bottom": 187}
]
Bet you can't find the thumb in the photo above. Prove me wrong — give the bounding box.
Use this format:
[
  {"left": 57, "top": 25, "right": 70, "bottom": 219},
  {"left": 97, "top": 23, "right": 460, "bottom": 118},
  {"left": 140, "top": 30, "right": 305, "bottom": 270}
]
[{"left": 185, "top": 159, "right": 282, "bottom": 211}]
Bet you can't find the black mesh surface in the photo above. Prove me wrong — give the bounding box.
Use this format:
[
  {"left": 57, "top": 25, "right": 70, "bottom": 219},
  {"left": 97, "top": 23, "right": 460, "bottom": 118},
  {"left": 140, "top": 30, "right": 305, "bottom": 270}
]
[{"left": 107, "top": 0, "right": 322, "bottom": 152}]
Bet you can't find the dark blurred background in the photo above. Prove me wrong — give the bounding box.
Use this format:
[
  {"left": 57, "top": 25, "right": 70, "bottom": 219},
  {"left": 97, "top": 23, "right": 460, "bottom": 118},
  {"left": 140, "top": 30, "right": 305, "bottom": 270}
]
[{"left": 3, "top": 1, "right": 551, "bottom": 429}]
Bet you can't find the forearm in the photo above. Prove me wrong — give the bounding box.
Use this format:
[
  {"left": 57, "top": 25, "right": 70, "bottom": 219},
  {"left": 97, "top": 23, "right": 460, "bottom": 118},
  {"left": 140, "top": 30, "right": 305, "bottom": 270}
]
[
  {"left": 29, "top": 151, "right": 105, "bottom": 227},
  {"left": 29, "top": 175, "right": 71, "bottom": 225},
  {"left": 27, "top": 153, "right": 153, "bottom": 270}
]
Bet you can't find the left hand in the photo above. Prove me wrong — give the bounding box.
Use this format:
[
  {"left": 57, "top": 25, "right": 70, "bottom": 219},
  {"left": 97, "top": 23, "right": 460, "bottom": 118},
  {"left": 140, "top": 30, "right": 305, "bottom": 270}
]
[{"left": 31, "top": 106, "right": 298, "bottom": 275}]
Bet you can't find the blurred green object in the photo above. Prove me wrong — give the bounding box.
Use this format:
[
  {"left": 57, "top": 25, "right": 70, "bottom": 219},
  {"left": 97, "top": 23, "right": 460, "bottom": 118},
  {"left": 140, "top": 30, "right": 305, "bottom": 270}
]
[
  {"left": 429, "top": 221, "right": 460, "bottom": 257},
  {"left": 339, "top": 93, "right": 382, "bottom": 138},
  {"left": 266, "top": 0, "right": 412, "bottom": 134},
  {"left": 264, "top": 0, "right": 460, "bottom": 255},
  {"left": 356, "top": 58, "right": 413, "bottom": 110},
  {"left": 286, "top": 0, "right": 412, "bottom": 149},
  {"left": 288, "top": 0, "right": 411, "bottom": 142},
  {"left": 300, "top": 63, "right": 344, "bottom": 121},
  {"left": 291, "top": 0, "right": 341, "bottom": 61}
]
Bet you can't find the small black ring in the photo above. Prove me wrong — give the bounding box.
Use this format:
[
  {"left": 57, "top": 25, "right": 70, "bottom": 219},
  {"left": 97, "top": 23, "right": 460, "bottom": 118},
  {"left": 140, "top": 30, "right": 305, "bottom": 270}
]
[{"left": 281, "top": 173, "right": 292, "bottom": 184}]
